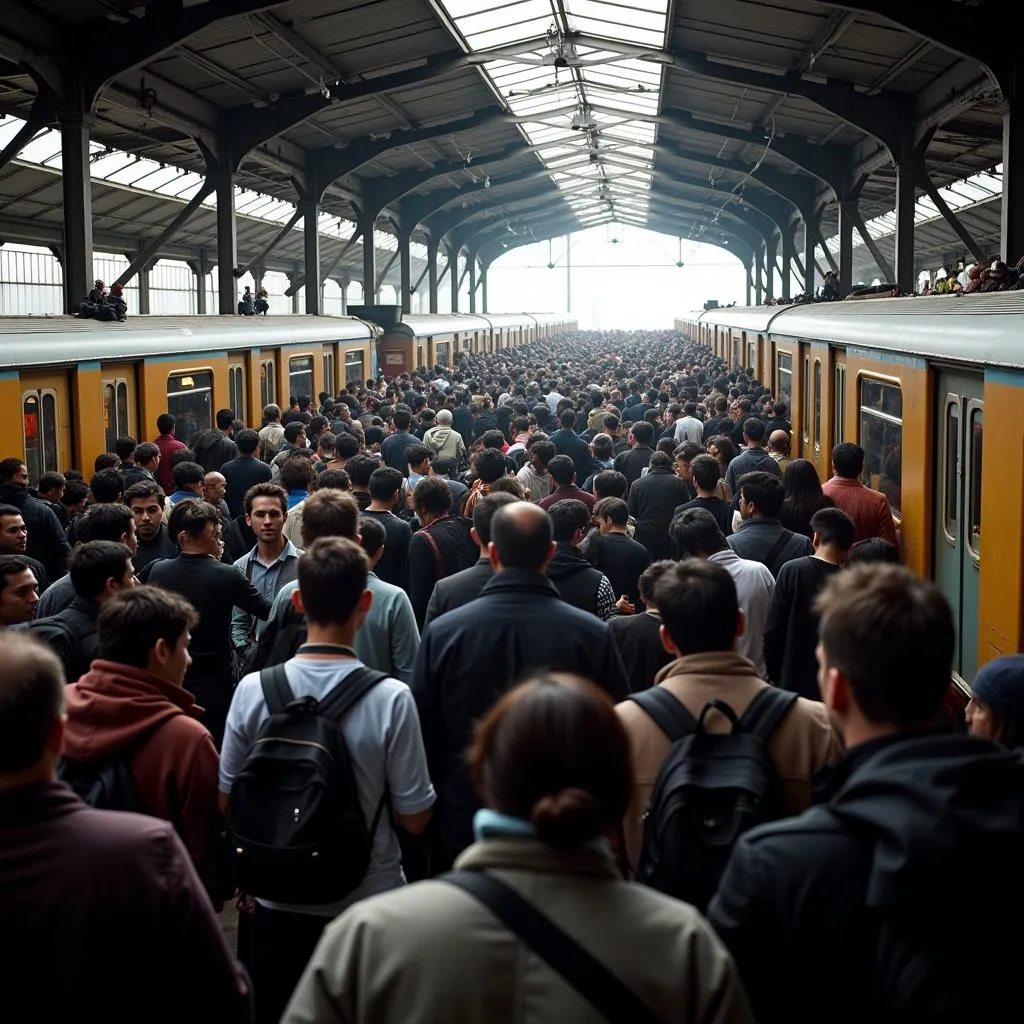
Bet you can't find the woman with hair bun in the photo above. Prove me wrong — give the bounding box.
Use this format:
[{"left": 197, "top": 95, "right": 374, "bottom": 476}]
[{"left": 283, "top": 673, "right": 753, "bottom": 1024}]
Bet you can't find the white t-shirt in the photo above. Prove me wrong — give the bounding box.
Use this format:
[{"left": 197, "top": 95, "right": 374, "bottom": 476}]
[{"left": 220, "top": 657, "right": 436, "bottom": 917}]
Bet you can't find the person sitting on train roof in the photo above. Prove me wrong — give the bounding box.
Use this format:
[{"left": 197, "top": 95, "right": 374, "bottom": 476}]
[
  {"left": 238, "top": 286, "right": 255, "bottom": 316},
  {"left": 821, "top": 442, "right": 899, "bottom": 548},
  {"left": 88, "top": 279, "right": 106, "bottom": 304},
  {"left": 0, "top": 458, "right": 70, "bottom": 583},
  {"left": 966, "top": 655, "right": 1024, "bottom": 749},
  {"left": 708, "top": 565, "right": 1024, "bottom": 1023}
]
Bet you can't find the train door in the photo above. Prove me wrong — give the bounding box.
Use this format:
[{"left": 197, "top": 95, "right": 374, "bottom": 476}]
[
  {"left": 101, "top": 364, "right": 137, "bottom": 453},
  {"left": 934, "top": 369, "right": 984, "bottom": 684},
  {"left": 21, "top": 373, "right": 69, "bottom": 484}
]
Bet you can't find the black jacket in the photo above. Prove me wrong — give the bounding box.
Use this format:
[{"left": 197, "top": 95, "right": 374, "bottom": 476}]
[
  {"left": 672, "top": 496, "right": 732, "bottom": 539},
  {"left": 410, "top": 570, "right": 629, "bottom": 858},
  {"left": 29, "top": 596, "right": 100, "bottom": 683},
  {"left": 546, "top": 543, "right": 605, "bottom": 618},
  {"left": 613, "top": 445, "right": 653, "bottom": 487},
  {"left": 133, "top": 524, "right": 178, "bottom": 574},
  {"left": 548, "top": 427, "right": 595, "bottom": 482},
  {"left": 219, "top": 455, "right": 272, "bottom": 519},
  {"left": 190, "top": 429, "right": 238, "bottom": 474},
  {"left": 423, "top": 556, "right": 493, "bottom": 627},
  {"left": 727, "top": 517, "right": 813, "bottom": 577},
  {"left": 709, "top": 732, "right": 1024, "bottom": 1024},
  {"left": 626, "top": 466, "right": 691, "bottom": 560},
  {"left": 122, "top": 465, "right": 155, "bottom": 490},
  {"left": 380, "top": 430, "right": 417, "bottom": 474},
  {"left": 608, "top": 611, "right": 672, "bottom": 693},
  {"left": 362, "top": 510, "right": 411, "bottom": 591},
  {"left": 0, "top": 483, "right": 70, "bottom": 582},
  {"left": 408, "top": 515, "right": 470, "bottom": 628},
  {"left": 588, "top": 532, "right": 651, "bottom": 606}
]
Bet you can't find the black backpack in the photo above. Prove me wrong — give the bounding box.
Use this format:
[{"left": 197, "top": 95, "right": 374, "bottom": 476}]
[
  {"left": 226, "top": 662, "right": 388, "bottom": 905},
  {"left": 630, "top": 685, "right": 797, "bottom": 912}
]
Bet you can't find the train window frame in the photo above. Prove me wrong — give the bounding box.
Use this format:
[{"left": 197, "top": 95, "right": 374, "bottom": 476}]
[
  {"left": 166, "top": 368, "right": 214, "bottom": 447},
  {"left": 22, "top": 388, "right": 59, "bottom": 486},
  {"left": 287, "top": 354, "right": 314, "bottom": 407},
  {"left": 834, "top": 362, "right": 846, "bottom": 444},
  {"left": 323, "top": 352, "right": 335, "bottom": 397},
  {"left": 748, "top": 339, "right": 757, "bottom": 372},
  {"left": 857, "top": 373, "right": 903, "bottom": 518},
  {"left": 344, "top": 349, "right": 364, "bottom": 387},
  {"left": 813, "top": 358, "right": 822, "bottom": 455},
  {"left": 941, "top": 395, "right": 960, "bottom": 547},
  {"left": 776, "top": 350, "right": 792, "bottom": 411},
  {"left": 802, "top": 355, "right": 810, "bottom": 444},
  {"left": 966, "top": 399, "right": 983, "bottom": 562},
  {"left": 228, "top": 362, "right": 246, "bottom": 423},
  {"left": 102, "top": 376, "right": 132, "bottom": 453}
]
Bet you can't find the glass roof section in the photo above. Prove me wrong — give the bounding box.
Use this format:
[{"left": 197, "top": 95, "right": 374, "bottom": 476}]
[{"left": 436, "top": 0, "right": 670, "bottom": 227}]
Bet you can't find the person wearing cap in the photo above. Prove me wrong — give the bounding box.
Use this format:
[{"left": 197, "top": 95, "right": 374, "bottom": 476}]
[
  {"left": 966, "top": 656, "right": 1024, "bottom": 748},
  {"left": 108, "top": 283, "right": 128, "bottom": 321},
  {"left": 88, "top": 280, "right": 107, "bottom": 305}
]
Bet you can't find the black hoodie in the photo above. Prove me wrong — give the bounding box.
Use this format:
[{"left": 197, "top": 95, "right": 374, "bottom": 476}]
[
  {"left": 0, "top": 482, "right": 70, "bottom": 582},
  {"left": 709, "top": 731, "right": 1024, "bottom": 1023},
  {"left": 546, "top": 543, "right": 606, "bottom": 618}
]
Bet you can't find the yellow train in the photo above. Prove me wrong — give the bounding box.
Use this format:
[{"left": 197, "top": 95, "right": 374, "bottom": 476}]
[
  {"left": 5, "top": 309, "right": 574, "bottom": 484},
  {"left": 678, "top": 295, "right": 1024, "bottom": 695}
]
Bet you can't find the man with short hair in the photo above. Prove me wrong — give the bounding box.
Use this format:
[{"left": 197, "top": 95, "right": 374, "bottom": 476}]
[
  {"left": 381, "top": 409, "right": 418, "bottom": 473},
  {"left": 0, "top": 503, "right": 50, "bottom": 594},
  {"left": 536, "top": 454, "right": 597, "bottom": 512},
  {"left": 222, "top": 429, "right": 273, "bottom": 518},
  {"left": 548, "top": 407, "right": 595, "bottom": 482},
  {"left": 672, "top": 453, "right": 732, "bottom": 536},
  {"left": 725, "top": 417, "right": 781, "bottom": 495},
  {"left": 270, "top": 422, "right": 308, "bottom": 481},
  {"left": 193, "top": 408, "right": 239, "bottom": 473},
  {"left": 29, "top": 541, "right": 136, "bottom": 683},
  {"left": 0, "top": 631, "right": 250, "bottom": 1021},
  {"left": 153, "top": 413, "right": 187, "bottom": 493},
  {"left": 0, "top": 457, "right": 70, "bottom": 581},
  {"left": 627, "top": 450, "right": 692, "bottom": 560},
  {"left": 0, "top": 554, "right": 40, "bottom": 626},
  {"left": 515, "top": 438, "right": 556, "bottom": 503},
  {"left": 62, "top": 586, "right": 225, "bottom": 902},
  {"left": 363, "top": 467, "right": 412, "bottom": 590},
  {"left": 221, "top": 536, "right": 435, "bottom": 1023},
  {"left": 728, "top": 471, "right": 813, "bottom": 577},
  {"left": 764, "top": 506, "right": 855, "bottom": 699},
  {"left": 616, "top": 559, "right": 837, "bottom": 874},
  {"left": 408, "top": 476, "right": 465, "bottom": 628},
  {"left": 259, "top": 404, "right": 285, "bottom": 463},
  {"left": 613, "top": 420, "right": 655, "bottom": 486},
  {"left": 708, "top": 565, "right": 1024, "bottom": 1023},
  {"left": 163, "top": 461, "right": 206, "bottom": 521},
  {"left": 673, "top": 401, "right": 704, "bottom": 445},
  {"left": 411, "top": 501, "right": 628, "bottom": 864},
  {"left": 672, "top": 507, "right": 775, "bottom": 677},
  {"left": 124, "top": 441, "right": 160, "bottom": 488},
  {"left": 609, "top": 560, "right": 675, "bottom": 693},
  {"left": 822, "top": 441, "right": 899, "bottom": 546},
  {"left": 125, "top": 481, "right": 177, "bottom": 573},
  {"left": 590, "top": 496, "right": 651, "bottom": 607}
]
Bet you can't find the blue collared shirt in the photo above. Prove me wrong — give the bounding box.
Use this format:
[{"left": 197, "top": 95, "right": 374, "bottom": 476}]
[{"left": 231, "top": 540, "right": 301, "bottom": 646}]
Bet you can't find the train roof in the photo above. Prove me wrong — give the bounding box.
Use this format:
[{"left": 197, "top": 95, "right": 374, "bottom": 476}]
[
  {"left": 0, "top": 314, "right": 374, "bottom": 369},
  {"left": 400, "top": 314, "right": 492, "bottom": 335},
  {"left": 695, "top": 306, "right": 780, "bottom": 332}
]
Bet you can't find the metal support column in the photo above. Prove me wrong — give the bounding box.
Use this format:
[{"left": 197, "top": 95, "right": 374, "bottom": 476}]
[
  {"left": 745, "top": 262, "right": 752, "bottom": 306},
  {"left": 468, "top": 257, "right": 477, "bottom": 314},
  {"left": 765, "top": 234, "right": 777, "bottom": 302},
  {"left": 803, "top": 215, "right": 817, "bottom": 297},
  {"left": 210, "top": 169, "right": 237, "bottom": 314},
  {"left": 59, "top": 112, "right": 94, "bottom": 313},
  {"left": 399, "top": 232, "right": 412, "bottom": 314},
  {"left": 481, "top": 263, "right": 488, "bottom": 313},
  {"left": 449, "top": 243, "right": 460, "bottom": 312},
  {"left": 838, "top": 199, "right": 856, "bottom": 295},
  {"left": 339, "top": 275, "right": 349, "bottom": 314},
  {"left": 428, "top": 240, "right": 439, "bottom": 313},
  {"left": 138, "top": 261, "right": 153, "bottom": 315},
  {"left": 300, "top": 199, "right": 320, "bottom": 315},
  {"left": 1003, "top": 70, "right": 1024, "bottom": 265},
  {"left": 755, "top": 248, "right": 763, "bottom": 304},
  {"left": 288, "top": 271, "right": 302, "bottom": 314},
  {"left": 781, "top": 227, "right": 794, "bottom": 301},
  {"left": 188, "top": 254, "right": 208, "bottom": 315},
  {"left": 894, "top": 160, "right": 917, "bottom": 292},
  {"left": 361, "top": 220, "right": 376, "bottom": 304}
]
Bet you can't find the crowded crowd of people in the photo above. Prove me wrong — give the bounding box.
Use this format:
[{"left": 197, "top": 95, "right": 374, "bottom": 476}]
[{"left": 3, "top": 327, "right": 1024, "bottom": 1022}]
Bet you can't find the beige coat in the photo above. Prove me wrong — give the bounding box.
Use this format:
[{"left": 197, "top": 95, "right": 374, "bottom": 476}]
[
  {"left": 616, "top": 652, "right": 841, "bottom": 871},
  {"left": 422, "top": 424, "right": 466, "bottom": 462},
  {"left": 283, "top": 837, "right": 754, "bottom": 1024}
]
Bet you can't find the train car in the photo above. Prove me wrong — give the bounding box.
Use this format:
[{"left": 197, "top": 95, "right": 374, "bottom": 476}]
[{"left": 680, "top": 293, "right": 1024, "bottom": 708}]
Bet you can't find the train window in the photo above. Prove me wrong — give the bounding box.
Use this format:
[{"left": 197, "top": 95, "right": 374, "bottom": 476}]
[
  {"left": 323, "top": 353, "right": 335, "bottom": 397},
  {"left": 859, "top": 377, "right": 903, "bottom": 515},
  {"left": 802, "top": 356, "right": 810, "bottom": 443},
  {"left": 102, "top": 378, "right": 132, "bottom": 453},
  {"left": 228, "top": 364, "right": 245, "bottom": 422},
  {"left": 167, "top": 370, "right": 213, "bottom": 447},
  {"left": 942, "top": 398, "right": 960, "bottom": 544},
  {"left": 288, "top": 355, "right": 314, "bottom": 405},
  {"left": 435, "top": 341, "right": 450, "bottom": 366},
  {"left": 344, "top": 350, "right": 363, "bottom": 386},
  {"left": 834, "top": 363, "right": 846, "bottom": 442},
  {"left": 776, "top": 352, "right": 792, "bottom": 407},
  {"left": 748, "top": 340, "right": 757, "bottom": 372},
  {"left": 260, "top": 359, "right": 276, "bottom": 409},
  {"left": 22, "top": 390, "right": 59, "bottom": 486},
  {"left": 813, "top": 360, "right": 822, "bottom": 454},
  {"left": 967, "top": 403, "right": 983, "bottom": 559}
]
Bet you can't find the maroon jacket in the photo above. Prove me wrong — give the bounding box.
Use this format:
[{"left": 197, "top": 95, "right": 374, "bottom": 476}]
[
  {"left": 0, "top": 781, "right": 251, "bottom": 1022},
  {"left": 63, "top": 660, "right": 224, "bottom": 901},
  {"left": 153, "top": 431, "right": 187, "bottom": 492}
]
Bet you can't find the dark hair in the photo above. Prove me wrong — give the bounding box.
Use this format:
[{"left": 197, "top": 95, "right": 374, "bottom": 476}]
[
  {"left": 774, "top": 401, "right": 788, "bottom": 417},
  {"left": 358, "top": 515, "right": 386, "bottom": 559},
  {"left": 475, "top": 448, "right": 508, "bottom": 485},
  {"left": 244, "top": 482, "right": 287, "bottom": 515},
  {"left": 558, "top": 408, "right": 576, "bottom": 428},
  {"left": 689, "top": 454, "right": 721, "bottom": 492},
  {"left": 0, "top": 632, "right": 66, "bottom": 772},
  {"left": 831, "top": 442, "right": 865, "bottom": 479},
  {"left": 742, "top": 417, "right": 765, "bottom": 442},
  {"left": 134, "top": 442, "right": 160, "bottom": 466},
  {"left": 630, "top": 421, "right": 654, "bottom": 445},
  {"left": 603, "top": 414, "right": 620, "bottom": 432},
  {"left": 708, "top": 435, "right": 738, "bottom": 467},
  {"left": 97, "top": 586, "right": 198, "bottom": 668},
  {"left": 75, "top": 502, "right": 133, "bottom": 543},
  {"left": 236, "top": 428, "right": 260, "bottom": 455},
  {"left": 215, "top": 408, "right": 234, "bottom": 431},
  {"left": 669, "top": 507, "right": 726, "bottom": 558},
  {"left": 405, "top": 444, "right": 433, "bottom": 470},
  {"left": 167, "top": 499, "right": 219, "bottom": 542},
  {"left": 124, "top": 480, "right": 166, "bottom": 508},
  {"left": 171, "top": 448, "right": 196, "bottom": 468},
  {"left": 654, "top": 559, "right": 739, "bottom": 654},
  {"left": 639, "top": 559, "right": 676, "bottom": 604},
  {"left": 649, "top": 451, "right": 672, "bottom": 470},
  {"left": 90, "top": 467, "right": 125, "bottom": 504},
  {"left": 301, "top": 490, "right": 359, "bottom": 544},
  {"left": 298, "top": 537, "right": 369, "bottom": 626},
  {"left": 593, "top": 496, "right": 628, "bottom": 526},
  {"left": 479, "top": 429, "right": 505, "bottom": 451},
  {"left": 284, "top": 421, "right": 307, "bottom": 445},
  {"left": 37, "top": 471, "right": 66, "bottom": 493},
  {"left": 674, "top": 441, "right": 703, "bottom": 464},
  {"left": 364, "top": 426, "right": 385, "bottom": 447},
  {"left": 413, "top": 476, "right": 452, "bottom": 516},
  {"left": 68, "top": 540, "right": 132, "bottom": 600},
  {"left": 393, "top": 410, "right": 412, "bottom": 431},
  {"left": 308, "top": 414, "right": 327, "bottom": 438},
  {"left": 279, "top": 453, "right": 315, "bottom": 493},
  {"left": 156, "top": 413, "right": 175, "bottom": 435},
  {"left": 489, "top": 476, "right": 525, "bottom": 500},
  {"left": 97, "top": 455, "right": 124, "bottom": 474},
  {"left": 62, "top": 480, "right": 89, "bottom": 507},
  {"left": 467, "top": 673, "right": 631, "bottom": 849},
  {"left": 592, "top": 470, "right": 627, "bottom": 500},
  {"left": 368, "top": 466, "right": 403, "bottom": 502},
  {"left": 810, "top": 507, "right": 855, "bottom": 548},
  {"left": 491, "top": 502, "right": 553, "bottom": 570},
  {"left": 335, "top": 433, "right": 360, "bottom": 459},
  {"left": 547, "top": 454, "right": 576, "bottom": 487},
  {"left": 591, "top": 433, "right": 613, "bottom": 458},
  {"left": 548, "top": 499, "right": 590, "bottom": 543},
  {"left": 171, "top": 461, "right": 205, "bottom": 490},
  {"left": 345, "top": 454, "right": 377, "bottom": 487},
  {"left": 847, "top": 537, "right": 901, "bottom": 565},
  {"left": 0, "top": 554, "right": 33, "bottom": 590},
  {"left": 316, "top": 469, "right": 351, "bottom": 492},
  {"left": 472, "top": 491, "right": 518, "bottom": 547},
  {"left": 780, "top": 459, "right": 829, "bottom": 529},
  {"left": 114, "top": 436, "right": 137, "bottom": 461},
  {"left": 529, "top": 440, "right": 556, "bottom": 470},
  {"left": 739, "top": 471, "right": 785, "bottom": 518},
  {"left": 816, "top": 565, "right": 954, "bottom": 728}
]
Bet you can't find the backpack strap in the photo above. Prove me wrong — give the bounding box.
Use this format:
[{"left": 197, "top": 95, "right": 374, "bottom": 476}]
[
  {"left": 628, "top": 686, "right": 699, "bottom": 742},
  {"left": 761, "top": 529, "right": 793, "bottom": 574},
  {"left": 316, "top": 666, "right": 390, "bottom": 722},
  {"left": 445, "top": 871, "right": 662, "bottom": 1024},
  {"left": 738, "top": 686, "right": 799, "bottom": 741},
  {"left": 259, "top": 663, "right": 294, "bottom": 716},
  {"left": 419, "top": 525, "right": 445, "bottom": 580}
]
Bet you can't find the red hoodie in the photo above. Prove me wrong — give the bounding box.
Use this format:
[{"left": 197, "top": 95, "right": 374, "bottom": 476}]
[{"left": 63, "top": 661, "right": 224, "bottom": 903}]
